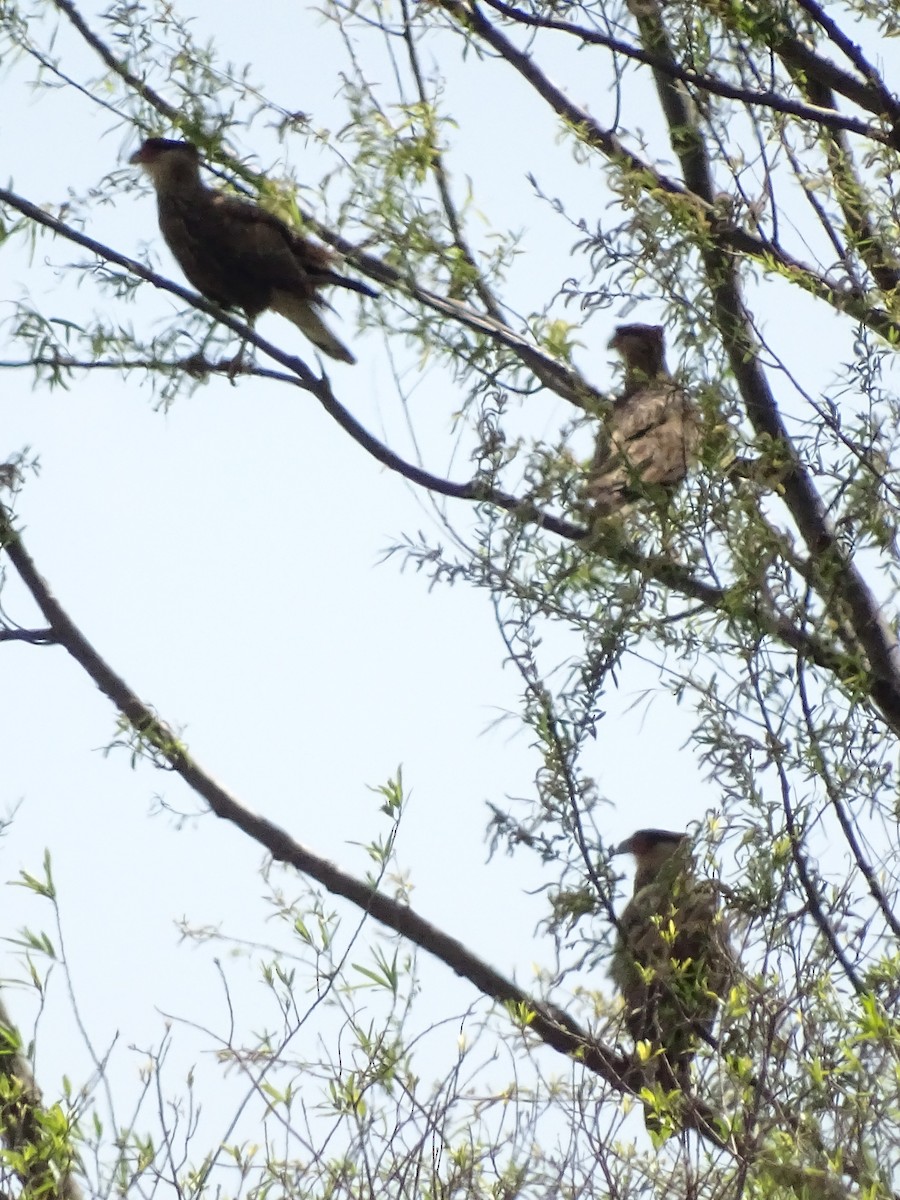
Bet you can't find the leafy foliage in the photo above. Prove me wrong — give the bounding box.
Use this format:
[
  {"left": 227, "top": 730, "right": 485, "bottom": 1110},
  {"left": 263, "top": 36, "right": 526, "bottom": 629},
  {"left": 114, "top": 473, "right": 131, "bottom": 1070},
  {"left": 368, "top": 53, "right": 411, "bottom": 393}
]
[{"left": 3, "top": 0, "right": 900, "bottom": 1197}]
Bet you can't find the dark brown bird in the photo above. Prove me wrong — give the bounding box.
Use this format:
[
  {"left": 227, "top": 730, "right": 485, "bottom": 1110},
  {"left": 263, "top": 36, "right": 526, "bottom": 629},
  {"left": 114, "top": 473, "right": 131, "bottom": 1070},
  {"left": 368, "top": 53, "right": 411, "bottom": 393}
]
[
  {"left": 610, "top": 829, "right": 731, "bottom": 1126},
  {"left": 587, "top": 325, "right": 700, "bottom": 513},
  {"left": 130, "top": 138, "right": 376, "bottom": 363}
]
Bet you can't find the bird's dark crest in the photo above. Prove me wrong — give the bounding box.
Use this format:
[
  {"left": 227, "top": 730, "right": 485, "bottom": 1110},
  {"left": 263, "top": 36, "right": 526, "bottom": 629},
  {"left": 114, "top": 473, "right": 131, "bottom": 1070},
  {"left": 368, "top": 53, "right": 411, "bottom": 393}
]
[
  {"left": 608, "top": 322, "right": 666, "bottom": 351},
  {"left": 130, "top": 138, "right": 200, "bottom": 165},
  {"left": 616, "top": 828, "right": 688, "bottom": 856}
]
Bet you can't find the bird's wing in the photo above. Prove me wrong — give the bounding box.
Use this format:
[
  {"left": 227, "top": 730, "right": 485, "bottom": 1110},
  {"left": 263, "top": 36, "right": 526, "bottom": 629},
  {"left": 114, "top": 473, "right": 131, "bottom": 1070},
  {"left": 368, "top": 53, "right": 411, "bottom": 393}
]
[
  {"left": 157, "top": 191, "right": 312, "bottom": 310},
  {"left": 205, "top": 194, "right": 326, "bottom": 298},
  {"left": 672, "top": 883, "right": 734, "bottom": 996},
  {"left": 279, "top": 221, "right": 378, "bottom": 298},
  {"left": 612, "top": 879, "right": 732, "bottom": 1059},
  {"left": 610, "top": 886, "right": 670, "bottom": 996},
  {"left": 608, "top": 385, "right": 677, "bottom": 445},
  {"left": 613, "top": 880, "right": 730, "bottom": 979},
  {"left": 156, "top": 194, "right": 263, "bottom": 311},
  {"left": 209, "top": 196, "right": 377, "bottom": 299},
  {"left": 588, "top": 382, "right": 698, "bottom": 509}
]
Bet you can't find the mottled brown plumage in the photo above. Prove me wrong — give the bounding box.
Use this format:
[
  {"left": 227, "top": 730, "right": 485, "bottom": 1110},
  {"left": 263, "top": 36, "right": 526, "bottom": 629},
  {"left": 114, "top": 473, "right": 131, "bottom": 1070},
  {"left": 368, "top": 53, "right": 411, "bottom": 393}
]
[
  {"left": 587, "top": 325, "right": 699, "bottom": 513},
  {"left": 610, "top": 829, "right": 731, "bottom": 1124},
  {"left": 130, "top": 138, "right": 375, "bottom": 363}
]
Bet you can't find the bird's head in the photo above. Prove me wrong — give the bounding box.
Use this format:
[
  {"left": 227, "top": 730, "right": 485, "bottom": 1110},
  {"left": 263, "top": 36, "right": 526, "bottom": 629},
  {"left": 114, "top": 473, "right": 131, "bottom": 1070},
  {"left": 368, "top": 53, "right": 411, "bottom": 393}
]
[
  {"left": 130, "top": 138, "right": 202, "bottom": 191},
  {"left": 615, "top": 828, "right": 691, "bottom": 890},
  {"left": 608, "top": 323, "right": 668, "bottom": 385}
]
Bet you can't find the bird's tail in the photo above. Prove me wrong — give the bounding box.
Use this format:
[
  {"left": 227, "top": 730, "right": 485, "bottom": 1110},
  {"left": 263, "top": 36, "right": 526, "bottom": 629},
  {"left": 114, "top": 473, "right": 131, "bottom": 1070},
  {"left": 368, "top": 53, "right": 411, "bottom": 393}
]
[
  {"left": 270, "top": 291, "right": 356, "bottom": 364},
  {"left": 318, "top": 270, "right": 379, "bottom": 300}
]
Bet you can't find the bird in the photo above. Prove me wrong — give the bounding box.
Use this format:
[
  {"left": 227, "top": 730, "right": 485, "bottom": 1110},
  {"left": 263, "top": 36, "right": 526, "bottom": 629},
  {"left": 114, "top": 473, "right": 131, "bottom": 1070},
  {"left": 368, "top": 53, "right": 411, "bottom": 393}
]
[
  {"left": 609, "top": 829, "right": 731, "bottom": 1128},
  {"left": 586, "top": 324, "right": 700, "bottom": 514},
  {"left": 129, "top": 138, "right": 376, "bottom": 364}
]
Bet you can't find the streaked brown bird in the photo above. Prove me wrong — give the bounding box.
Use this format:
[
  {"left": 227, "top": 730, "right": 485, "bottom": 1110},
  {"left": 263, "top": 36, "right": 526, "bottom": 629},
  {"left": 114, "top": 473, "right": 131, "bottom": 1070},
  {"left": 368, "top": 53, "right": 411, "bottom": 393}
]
[
  {"left": 610, "top": 829, "right": 731, "bottom": 1127},
  {"left": 130, "top": 138, "right": 376, "bottom": 364},
  {"left": 587, "top": 325, "right": 700, "bottom": 514}
]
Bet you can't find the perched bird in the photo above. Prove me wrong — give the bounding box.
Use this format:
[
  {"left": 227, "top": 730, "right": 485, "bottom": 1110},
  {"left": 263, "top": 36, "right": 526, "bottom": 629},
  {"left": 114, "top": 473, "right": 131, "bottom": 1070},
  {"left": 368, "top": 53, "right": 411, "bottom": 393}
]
[
  {"left": 610, "top": 829, "right": 731, "bottom": 1125},
  {"left": 587, "top": 324, "right": 700, "bottom": 514},
  {"left": 130, "top": 138, "right": 376, "bottom": 363}
]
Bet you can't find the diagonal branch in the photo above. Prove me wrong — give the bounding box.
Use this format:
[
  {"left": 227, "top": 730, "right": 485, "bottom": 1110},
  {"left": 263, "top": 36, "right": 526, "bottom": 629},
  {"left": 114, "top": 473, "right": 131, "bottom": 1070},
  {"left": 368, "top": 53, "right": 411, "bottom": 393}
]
[
  {"left": 50, "top": 0, "right": 178, "bottom": 124},
  {"left": 791, "top": 0, "right": 900, "bottom": 117},
  {"left": 0, "top": 505, "right": 629, "bottom": 1091},
  {"left": 772, "top": 28, "right": 900, "bottom": 124},
  {"left": 1, "top": 508, "right": 877, "bottom": 1171},
  {"left": 479, "top": 0, "right": 893, "bottom": 146},
  {"left": 784, "top": 60, "right": 900, "bottom": 299},
  {"left": 433, "top": 0, "right": 900, "bottom": 346},
  {"left": 796, "top": 661, "right": 900, "bottom": 946},
  {"left": 400, "top": 0, "right": 508, "bottom": 323},
  {"left": 4, "top": 185, "right": 899, "bottom": 733},
  {"left": 623, "top": 0, "right": 900, "bottom": 740}
]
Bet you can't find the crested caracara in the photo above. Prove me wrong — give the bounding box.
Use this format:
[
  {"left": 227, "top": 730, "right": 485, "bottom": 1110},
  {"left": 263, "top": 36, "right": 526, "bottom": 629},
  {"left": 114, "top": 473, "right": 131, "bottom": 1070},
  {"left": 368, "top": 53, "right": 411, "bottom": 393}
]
[
  {"left": 610, "top": 828, "right": 731, "bottom": 1127},
  {"left": 587, "top": 325, "right": 699, "bottom": 513},
  {"left": 130, "top": 138, "right": 375, "bottom": 364}
]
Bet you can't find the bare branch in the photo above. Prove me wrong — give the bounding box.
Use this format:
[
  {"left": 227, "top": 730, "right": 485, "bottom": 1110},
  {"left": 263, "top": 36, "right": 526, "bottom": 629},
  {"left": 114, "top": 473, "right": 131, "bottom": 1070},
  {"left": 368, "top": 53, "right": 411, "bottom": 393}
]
[
  {"left": 0, "top": 628, "right": 55, "bottom": 644},
  {"left": 50, "top": 0, "right": 178, "bottom": 126},
  {"left": 792, "top": 0, "right": 900, "bottom": 120},
  {"left": 400, "top": 0, "right": 508, "bottom": 323},
  {"left": 0, "top": 506, "right": 628, "bottom": 1083},
  {"left": 624, "top": 0, "right": 900, "bottom": 739},
  {"left": 433, "top": 0, "right": 900, "bottom": 346},
  {"left": 786, "top": 62, "right": 900, "bottom": 298},
  {"left": 480, "top": 0, "right": 895, "bottom": 147}
]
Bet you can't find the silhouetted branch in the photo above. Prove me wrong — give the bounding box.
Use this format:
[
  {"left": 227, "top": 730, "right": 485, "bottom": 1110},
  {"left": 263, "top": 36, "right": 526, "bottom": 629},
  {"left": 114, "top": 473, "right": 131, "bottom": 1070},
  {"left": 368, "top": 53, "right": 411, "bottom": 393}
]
[
  {"left": 626, "top": 0, "right": 900, "bottom": 745},
  {"left": 3, "top": 188, "right": 898, "bottom": 736},
  {"left": 434, "top": 0, "right": 900, "bottom": 345},
  {"left": 0, "top": 628, "right": 55, "bottom": 645},
  {"left": 480, "top": 0, "right": 895, "bottom": 146},
  {"left": 0, "top": 504, "right": 635, "bottom": 1090}
]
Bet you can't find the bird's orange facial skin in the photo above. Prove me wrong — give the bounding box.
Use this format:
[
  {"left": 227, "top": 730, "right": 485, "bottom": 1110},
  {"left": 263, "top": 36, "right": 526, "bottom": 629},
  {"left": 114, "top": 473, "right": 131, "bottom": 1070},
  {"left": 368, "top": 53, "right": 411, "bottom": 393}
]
[{"left": 129, "top": 144, "right": 154, "bottom": 165}]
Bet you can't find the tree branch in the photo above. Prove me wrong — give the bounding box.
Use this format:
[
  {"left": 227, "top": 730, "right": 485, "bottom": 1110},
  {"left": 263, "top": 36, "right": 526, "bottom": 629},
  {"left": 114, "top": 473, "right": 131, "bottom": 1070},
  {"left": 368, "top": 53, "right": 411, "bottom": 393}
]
[
  {"left": 6, "top": 507, "right": 880, "bottom": 1164},
  {"left": 434, "top": 0, "right": 900, "bottom": 346},
  {"left": 624, "top": 0, "right": 900, "bottom": 740},
  {"left": 4, "top": 188, "right": 898, "bottom": 736},
  {"left": 0, "top": 628, "right": 56, "bottom": 644},
  {"left": 479, "top": 0, "right": 894, "bottom": 146},
  {"left": 0, "top": 505, "right": 634, "bottom": 1088},
  {"left": 786, "top": 60, "right": 900, "bottom": 299},
  {"left": 771, "top": 27, "right": 900, "bottom": 123},
  {"left": 791, "top": 0, "right": 900, "bottom": 118},
  {"left": 50, "top": 0, "right": 179, "bottom": 125},
  {"left": 400, "top": 0, "right": 508, "bottom": 323}
]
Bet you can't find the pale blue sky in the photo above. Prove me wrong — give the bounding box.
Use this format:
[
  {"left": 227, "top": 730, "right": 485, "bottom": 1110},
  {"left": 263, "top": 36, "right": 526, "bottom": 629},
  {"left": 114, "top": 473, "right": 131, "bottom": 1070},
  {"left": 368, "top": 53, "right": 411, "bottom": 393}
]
[{"left": 0, "top": 0, "right": 872, "bottom": 1157}]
